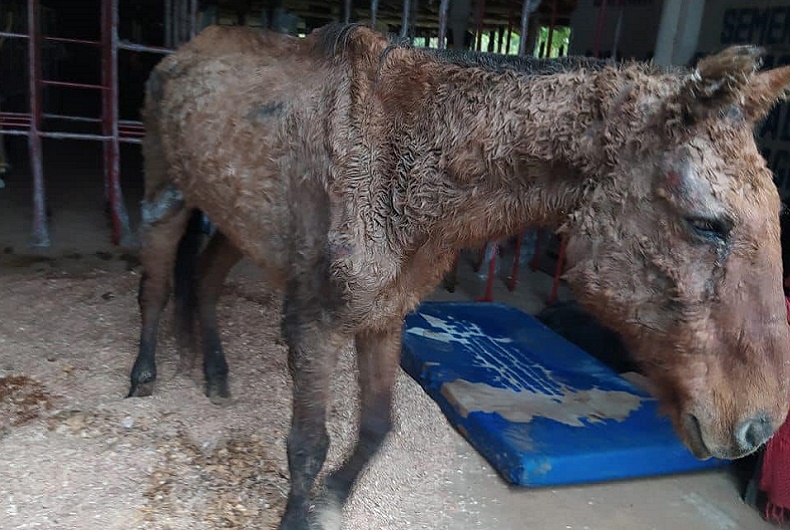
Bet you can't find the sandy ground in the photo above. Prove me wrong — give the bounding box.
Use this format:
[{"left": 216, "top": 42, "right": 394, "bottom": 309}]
[{"left": 0, "top": 140, "right": 780, "bottom": 529}]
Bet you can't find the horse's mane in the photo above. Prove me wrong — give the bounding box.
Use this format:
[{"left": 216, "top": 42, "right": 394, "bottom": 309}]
[
  {"left": 424, "top": 48, "right": 611, "bottom": 75},
  {"left": 315, "top": 22, "right": 686, "bottom": 79}
]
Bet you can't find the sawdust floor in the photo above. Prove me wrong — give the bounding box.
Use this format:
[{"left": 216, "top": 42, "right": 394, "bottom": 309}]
[{"left": 0, "top": 139, "right": 779, "bottom": 529}]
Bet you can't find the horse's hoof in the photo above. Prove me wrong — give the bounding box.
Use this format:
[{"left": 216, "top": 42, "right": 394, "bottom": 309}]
[
  {"left": 205, "top": 379, "right": 231, "bottom": 405},
  {"left": 311, "top": 493, "right": 343, "bottom": 530},
  {"left": 127, "top": 380, "right": 155, "bottom": 398}
]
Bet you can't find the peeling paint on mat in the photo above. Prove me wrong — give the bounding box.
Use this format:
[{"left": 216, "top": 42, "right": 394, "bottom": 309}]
[{"left": 440, "top": 379, "right": 644, "bottom": 427}]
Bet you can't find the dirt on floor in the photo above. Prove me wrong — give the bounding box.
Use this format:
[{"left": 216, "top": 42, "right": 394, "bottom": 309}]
[{"left": 0, "top": 261, "right": 476, "bottom": 530}]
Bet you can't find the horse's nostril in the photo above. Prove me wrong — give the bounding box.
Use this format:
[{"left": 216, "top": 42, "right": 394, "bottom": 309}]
[{"left": 735, "top": 414, "right": 775, "bottom": 452}]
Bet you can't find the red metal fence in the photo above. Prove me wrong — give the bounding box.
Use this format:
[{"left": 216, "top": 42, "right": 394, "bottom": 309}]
[{"left": 0, "top": 0, "right": 194, "bottom": 248}]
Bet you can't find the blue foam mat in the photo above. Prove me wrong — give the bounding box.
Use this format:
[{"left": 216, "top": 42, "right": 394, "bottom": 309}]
[{"left": 400, "top": 301, "right": 727, "bottom": 487}]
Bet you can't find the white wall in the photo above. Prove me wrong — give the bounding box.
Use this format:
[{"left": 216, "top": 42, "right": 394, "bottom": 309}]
[{"left": 653, "top": 0, "right": 705, "bottom": 65}]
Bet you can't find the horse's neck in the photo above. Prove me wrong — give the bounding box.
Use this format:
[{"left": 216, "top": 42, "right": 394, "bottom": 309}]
[{"left": 421, "top": 66, "right": 615, "bottom": 247}]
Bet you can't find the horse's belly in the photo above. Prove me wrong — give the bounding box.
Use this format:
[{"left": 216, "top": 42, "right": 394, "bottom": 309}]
[{"left": 174, "top": 150, "right": 291, "bottom": 285}]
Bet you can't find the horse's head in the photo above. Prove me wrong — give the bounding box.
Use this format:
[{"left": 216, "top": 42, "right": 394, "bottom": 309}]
[{"left": 565, "top": 46, "right": 790, "bottom": 460}]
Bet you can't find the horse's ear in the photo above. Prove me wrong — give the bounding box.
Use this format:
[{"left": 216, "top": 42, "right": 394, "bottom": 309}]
[
  {"left": 666, "top": 45, "right": 763, "bottom": 126},
  {"left": 742, "top": 66, "right": 790, "bottom": 123}
]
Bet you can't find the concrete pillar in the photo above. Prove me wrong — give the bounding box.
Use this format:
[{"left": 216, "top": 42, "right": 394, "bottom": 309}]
[{"left": 653, "top": 0, "right": 704, "bottom": 66}]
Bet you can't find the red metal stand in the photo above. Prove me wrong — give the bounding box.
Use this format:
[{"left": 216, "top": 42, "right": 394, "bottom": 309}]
[
  {"left": 472, "top": 0, "right": 576, "bottom": 302},
  {"left": 102, "top": 0, "right": 130, "bottom": 247},
  {"left": 0, "top": 0, "right": 191, "bottom": 248}
]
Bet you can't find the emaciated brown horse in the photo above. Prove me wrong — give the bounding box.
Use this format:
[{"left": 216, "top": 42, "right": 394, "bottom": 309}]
[{"left": 129, "top": 23, "right": 790, "bottom": 529}]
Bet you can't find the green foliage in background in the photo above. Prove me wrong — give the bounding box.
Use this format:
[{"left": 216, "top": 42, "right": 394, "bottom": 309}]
[{"left": 422, "top": 26, "right": 570, "bottom": 58}]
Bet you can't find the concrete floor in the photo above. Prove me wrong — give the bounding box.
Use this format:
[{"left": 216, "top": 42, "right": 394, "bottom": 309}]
[{"left": 0, "top": 138, "right": 778, "bottom": 529}]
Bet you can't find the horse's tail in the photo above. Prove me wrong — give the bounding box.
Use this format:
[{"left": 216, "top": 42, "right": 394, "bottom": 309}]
[{"left": 173, "top": 208, "right": 205, "bottom": 348}]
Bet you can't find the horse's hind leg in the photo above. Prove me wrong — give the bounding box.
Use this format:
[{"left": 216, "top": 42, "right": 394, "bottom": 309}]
[
  {"left": 319, "top": 325, "right": 400, "bottom": 522},
  {"left": 278, "top": 277, "right": 346, "bottom": 530},
  {"left": 196, "top": 230, "right": 243, "bottom": 403},
  {"left": 128, "top": 187, "right": 190, "bottom": 398},
  {"left": 173, "top": 209, "right": 205, "bottom": 372}
]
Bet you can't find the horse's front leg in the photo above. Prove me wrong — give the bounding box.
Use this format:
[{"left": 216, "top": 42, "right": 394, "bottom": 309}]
[
  {"left": 319, "top": 324, "right": 402, "bottom": 525},
  {"left": 278, "top": 282, "right": 347, "bottom": 530}
]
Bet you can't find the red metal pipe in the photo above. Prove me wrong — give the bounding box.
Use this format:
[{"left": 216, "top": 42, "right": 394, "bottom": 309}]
[
  {"left": 2, "top": 127, "right": 143, "bottom": 143},
  {"left": 592, "top": 0, "right": 609, "bottom": 58},
  {"left": 28, "top": 0, "right": 49, "bottom": 247},
  {"left": 101, "top": 0, "right": 111, "bottom": 226},
  {"left": 45, "top": 113, "right": 102, "bottom": 123},
  {"left": 0, "top": 31, "right": 29, "bottom": 39},
  {"left": 118, "top": 41, "right": 173, "bottom": 55},
  {"left": 44, "top": 36, "right": 101, "bottom": 46},
  {"left": 102, "top": 0, "right": 132, "bottom": 247},
  {"left": 40, "top": 131, "right": 111, "bottom": 141},
  {"left": 1, "top": 113, "right": 31, "bottom": 122},
  {"left": 2, "top": 112, "right": 103, "bottom": 125},
  {"left": 0, "top": 114, "right": 30, "bottom": 121},
  {"left": 42, "top": 79, "right": 110, "bottom": 91},
  {"left": 0, "top": 120, "right": 31, "bottom": 127}
]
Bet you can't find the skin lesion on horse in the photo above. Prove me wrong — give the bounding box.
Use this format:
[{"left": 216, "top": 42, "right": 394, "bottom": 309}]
[
  {"left": 127, "top": 22, "right": 790, "bottom": 530},
  {"left": 246, "top": 101, "right": 286, "bottom": 121}
]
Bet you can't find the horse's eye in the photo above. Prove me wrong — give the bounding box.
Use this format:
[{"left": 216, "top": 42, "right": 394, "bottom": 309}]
[{"left": 685, "top": 216, "right": 732, "bottom": 241}]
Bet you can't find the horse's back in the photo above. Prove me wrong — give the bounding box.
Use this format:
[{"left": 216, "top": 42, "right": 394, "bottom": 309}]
[{"left": 143, "top": 24, "right": 333, "bottom": 190}]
